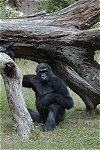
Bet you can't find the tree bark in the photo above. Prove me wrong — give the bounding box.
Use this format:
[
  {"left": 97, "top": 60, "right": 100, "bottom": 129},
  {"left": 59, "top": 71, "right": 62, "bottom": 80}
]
[
  {"left": 0, "top": 53, "right": 34, "bottom": 139},
  {"left": 0, "top": 0, "right": 100, "bottom": 112}
]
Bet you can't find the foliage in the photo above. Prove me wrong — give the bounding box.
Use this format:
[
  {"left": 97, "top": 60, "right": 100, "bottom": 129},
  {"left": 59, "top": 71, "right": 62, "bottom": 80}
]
[
  {"left": 92, "top": 22, "right": 100, "bottom": 64},
  {"left": 94, "top": 50, "right": 100, "bottom": 64},
  {"left": 40, "top": 0, "right": 77, "bottom": 13},
  {"left": 0, "top": 0, "right": 23, "bottom": 18},
  {"left": 92, "top": 22, "right": 100, "bottom": 28},
  {"left": 0, "top": 59, "right": 100, "bottom": 149}
]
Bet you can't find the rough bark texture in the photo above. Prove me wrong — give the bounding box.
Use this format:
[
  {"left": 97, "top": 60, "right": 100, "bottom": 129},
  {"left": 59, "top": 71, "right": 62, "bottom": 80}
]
[
  {"left": 0, "top": 53, "right": 34, "bottom": 139},
  {"left": 0, "top": 0, "right": 100, "bottom": 111}
]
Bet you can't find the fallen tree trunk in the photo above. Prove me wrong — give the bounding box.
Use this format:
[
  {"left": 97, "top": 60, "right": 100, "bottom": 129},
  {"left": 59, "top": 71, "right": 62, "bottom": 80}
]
[
  {"left": 0, "top": 0, "right": 100, "bottom": 112},
  {"left": 0, "top": 53, "right": 34, "bottom": 139}
]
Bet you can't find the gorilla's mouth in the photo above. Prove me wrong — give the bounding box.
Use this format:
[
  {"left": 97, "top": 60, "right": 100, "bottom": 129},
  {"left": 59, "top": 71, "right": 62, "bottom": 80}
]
[{"left": 41, "top": 74, "right": 47, "bottom": 80}]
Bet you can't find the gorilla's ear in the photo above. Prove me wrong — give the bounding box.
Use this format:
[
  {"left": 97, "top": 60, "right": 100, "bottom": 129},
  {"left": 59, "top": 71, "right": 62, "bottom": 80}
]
[{"left": 48, "top": 65, "right": 52, "bottom": 71}]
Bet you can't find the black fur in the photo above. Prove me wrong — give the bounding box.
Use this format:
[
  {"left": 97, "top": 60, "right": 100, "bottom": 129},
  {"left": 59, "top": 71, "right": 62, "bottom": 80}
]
[{"left": 23, "top": 63, "right": 74, "bottom": 131}]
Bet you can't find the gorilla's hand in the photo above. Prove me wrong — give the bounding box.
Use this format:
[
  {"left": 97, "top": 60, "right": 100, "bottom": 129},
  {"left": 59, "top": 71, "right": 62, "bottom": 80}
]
[
  {"left": 40, "top": 99, "right": 50, "bottom": 108},
  {"left": 40, "top": 94, "right": 53, "bottom": 108}
]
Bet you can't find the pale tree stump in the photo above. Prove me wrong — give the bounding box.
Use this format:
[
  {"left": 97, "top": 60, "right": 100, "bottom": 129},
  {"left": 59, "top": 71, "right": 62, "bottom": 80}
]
[{"left": 0, "top": 53, "right": 34, "bottom": 139}]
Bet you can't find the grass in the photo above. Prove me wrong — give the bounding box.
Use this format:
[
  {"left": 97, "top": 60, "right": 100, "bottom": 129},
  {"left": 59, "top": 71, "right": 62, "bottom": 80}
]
[{"left": 0, "top": 59, "right": 100, "bottom": 150}]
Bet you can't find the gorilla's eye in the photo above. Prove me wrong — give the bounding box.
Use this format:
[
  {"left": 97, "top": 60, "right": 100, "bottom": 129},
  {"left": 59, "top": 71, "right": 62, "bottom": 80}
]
[{"left": 39, "top": 69, "right": 48, "bottom": 74}]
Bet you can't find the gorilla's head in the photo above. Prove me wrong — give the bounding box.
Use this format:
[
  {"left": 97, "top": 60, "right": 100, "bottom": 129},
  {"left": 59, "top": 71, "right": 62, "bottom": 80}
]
[{"left": 36, "top": 63, "right": 52, "bottom": 83}]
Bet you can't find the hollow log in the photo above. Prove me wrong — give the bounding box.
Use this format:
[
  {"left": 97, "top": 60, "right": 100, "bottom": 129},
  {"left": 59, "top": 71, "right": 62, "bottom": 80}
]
[
  {"left": 0, "top": 0, "right": 100, "bottom": 111},
  {"left": 0, "top": 53, "right": 34, "bottom": 139}
]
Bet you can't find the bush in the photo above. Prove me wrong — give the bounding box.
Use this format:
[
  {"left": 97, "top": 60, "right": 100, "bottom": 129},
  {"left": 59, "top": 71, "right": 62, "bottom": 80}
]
[
  {"left": 40, "top": 0, "right": 77, "bottom": 13},
  {"left": 0, "top": 0, "right": 22, "bottom": 18}
]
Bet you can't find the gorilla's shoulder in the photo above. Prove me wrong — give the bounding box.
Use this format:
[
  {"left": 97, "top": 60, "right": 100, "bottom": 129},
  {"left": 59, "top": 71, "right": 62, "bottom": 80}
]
[{"left": 52, "top": 75, "right": 63, "bottom": 83}]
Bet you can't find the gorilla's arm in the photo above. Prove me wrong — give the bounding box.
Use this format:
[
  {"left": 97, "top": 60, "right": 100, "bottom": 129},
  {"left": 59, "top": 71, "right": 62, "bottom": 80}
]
[
  {"left": 22, "top": 75, "right": 34, "bottom": 88},
  {"left": 51, "top": 77, "right": 74, "bottom": 109},
  {"left": 39, "top": 77, "right": 74, "bottom": 109}
]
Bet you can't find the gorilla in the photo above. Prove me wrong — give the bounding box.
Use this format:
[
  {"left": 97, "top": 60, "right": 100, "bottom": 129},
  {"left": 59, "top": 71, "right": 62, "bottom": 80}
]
[{"left": 22, "top": 63, "right": 74, "bottom": 132}]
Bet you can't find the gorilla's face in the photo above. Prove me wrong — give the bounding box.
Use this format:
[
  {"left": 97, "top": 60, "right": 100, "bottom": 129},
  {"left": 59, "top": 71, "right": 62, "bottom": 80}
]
[{"left": 36, "top": 63, "right": 52, "bottom": 83}]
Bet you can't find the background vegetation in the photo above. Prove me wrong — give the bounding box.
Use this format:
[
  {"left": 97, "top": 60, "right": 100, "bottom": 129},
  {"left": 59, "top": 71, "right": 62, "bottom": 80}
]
[
  {"left": 0, "top": 0, "right": 100, "bottom": 149},
  {"left": 40, "top": 0, "right": 77, "bottom": 13},
  {"left": 0, "top": 0, "right": 23, "bottom": 18}
]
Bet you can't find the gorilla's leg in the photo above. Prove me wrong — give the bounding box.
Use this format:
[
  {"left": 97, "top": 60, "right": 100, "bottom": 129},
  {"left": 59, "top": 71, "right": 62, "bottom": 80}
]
[
  {"left": 36, "top": 94, "right": 67, "bottom": 131},
  {"left": 28, "top": 108, "right": 42, "bottom": 123},
  {"left": 56, "top": 106, "right": 66, "bottom": 124},
  {"left": 45, "top": 104, "right": 66, "bottom": 131}
]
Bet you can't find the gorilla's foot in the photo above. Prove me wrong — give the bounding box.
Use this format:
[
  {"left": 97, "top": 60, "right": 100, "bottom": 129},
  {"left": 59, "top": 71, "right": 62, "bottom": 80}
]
[
  {"left": 40, "top": 112, "right": 56, "bottom": 132},
  {"left": 40, "top": 123, "right": 47, "bottom": 132},
  {"left": 45, "top": 111, "right": 56, "bottom": 131}
]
